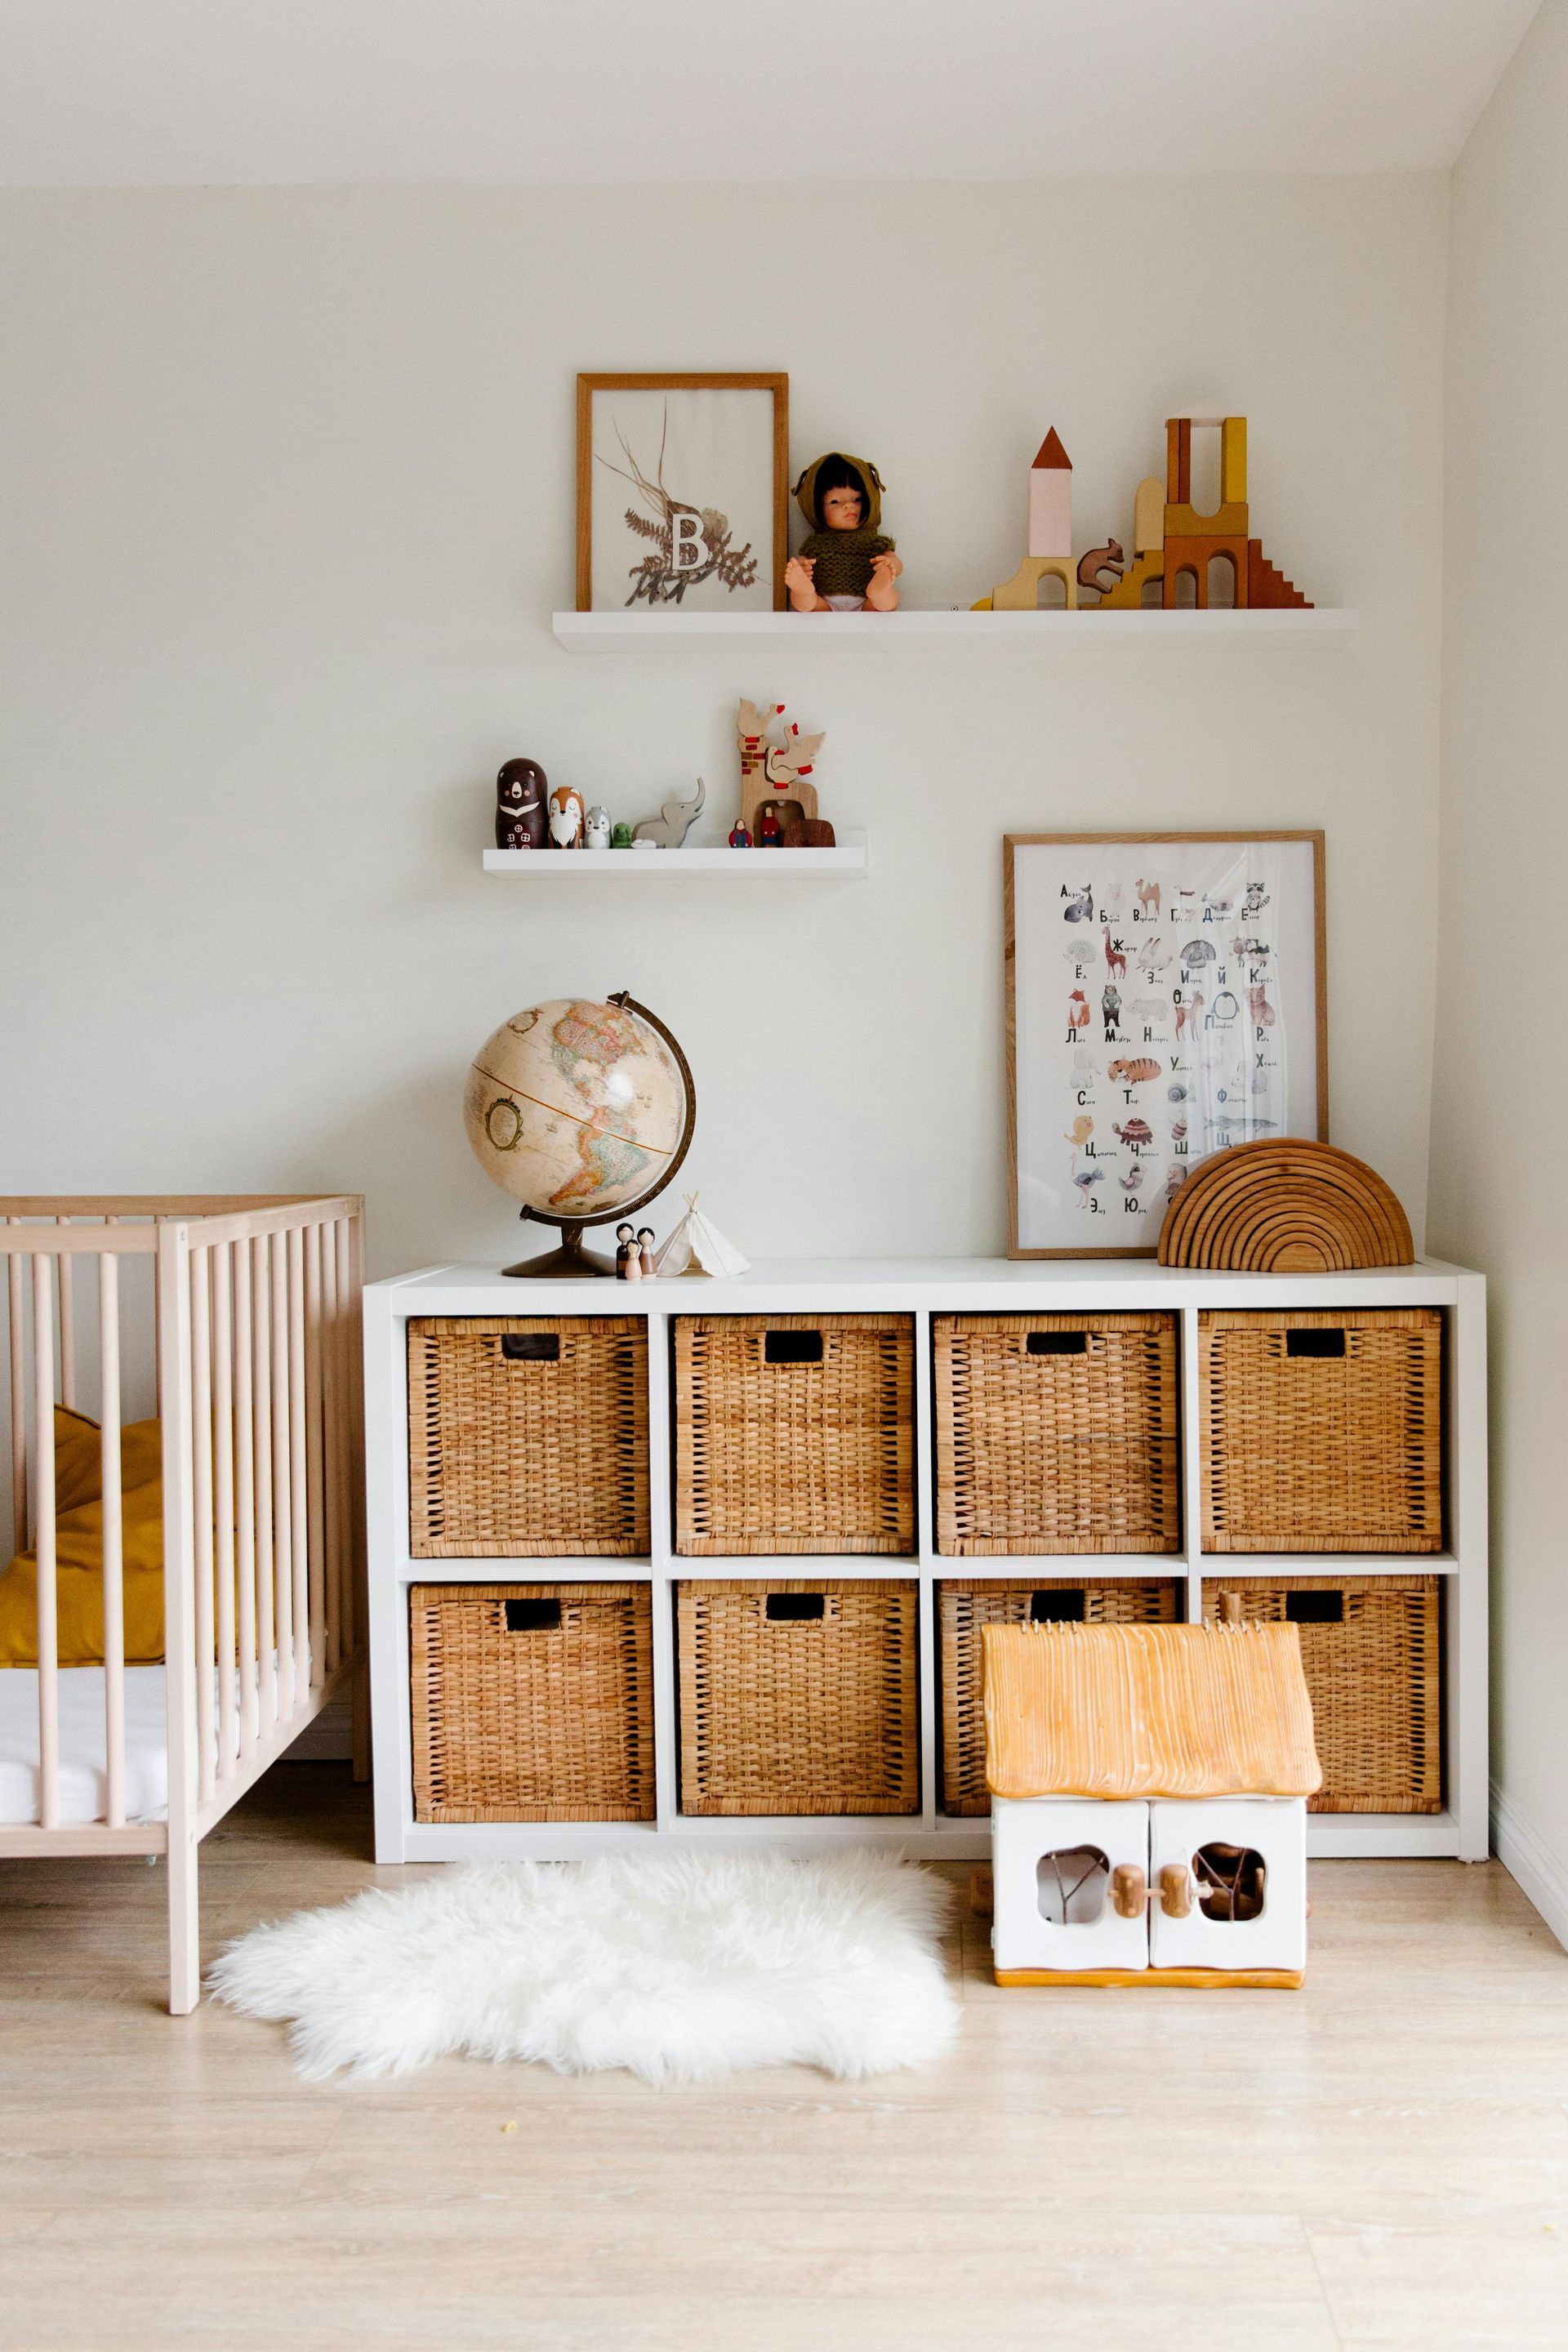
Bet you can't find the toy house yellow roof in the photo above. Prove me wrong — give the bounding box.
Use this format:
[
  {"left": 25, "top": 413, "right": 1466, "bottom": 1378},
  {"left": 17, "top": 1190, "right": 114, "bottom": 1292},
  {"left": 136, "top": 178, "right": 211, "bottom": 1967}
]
[{"left": 982, "top": 1621, "right": 1321, "bottom": 1801}]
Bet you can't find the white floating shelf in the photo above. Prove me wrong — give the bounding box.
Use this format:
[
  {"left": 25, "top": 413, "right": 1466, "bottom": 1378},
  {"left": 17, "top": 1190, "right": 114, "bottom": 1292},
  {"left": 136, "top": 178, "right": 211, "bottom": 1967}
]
[
  {"left": 483, "top": 828, "right": 868, "bottom": 879},
  {"left": 551, "top": 607, "right": 1358, "bottom": 652}
]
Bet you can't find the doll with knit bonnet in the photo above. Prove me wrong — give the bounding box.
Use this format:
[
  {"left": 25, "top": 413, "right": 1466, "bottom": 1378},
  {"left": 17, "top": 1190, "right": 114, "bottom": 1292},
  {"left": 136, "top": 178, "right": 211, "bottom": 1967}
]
[{"left": 785, "top": 452, "right": 902, "bottom": 612}]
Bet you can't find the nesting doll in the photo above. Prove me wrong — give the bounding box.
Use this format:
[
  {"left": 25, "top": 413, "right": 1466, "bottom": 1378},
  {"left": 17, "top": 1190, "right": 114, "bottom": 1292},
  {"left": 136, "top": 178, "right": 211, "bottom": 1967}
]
[
  {"left": 585, "top": 805, "right": 612, "bottom": 850},
  {"left": 495, "top": 757, "right": 548, "bottom": 850},
  {"left": 547, "top": 782, "right": 586, "bottom": 849}
]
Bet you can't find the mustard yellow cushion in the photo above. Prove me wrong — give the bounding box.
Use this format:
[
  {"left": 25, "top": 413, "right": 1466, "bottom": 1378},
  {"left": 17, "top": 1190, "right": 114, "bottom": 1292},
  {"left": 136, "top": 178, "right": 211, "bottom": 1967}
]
[{"left": 0, "top": 1407, "right": 164, "bottom": 1666}]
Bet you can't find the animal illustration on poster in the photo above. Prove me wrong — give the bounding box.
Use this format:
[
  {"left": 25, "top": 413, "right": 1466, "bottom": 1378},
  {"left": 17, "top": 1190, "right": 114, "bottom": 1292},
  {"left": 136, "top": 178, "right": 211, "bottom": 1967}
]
[{"left": 1007, "top": 833, "right": 1326, "bottom": 1258}]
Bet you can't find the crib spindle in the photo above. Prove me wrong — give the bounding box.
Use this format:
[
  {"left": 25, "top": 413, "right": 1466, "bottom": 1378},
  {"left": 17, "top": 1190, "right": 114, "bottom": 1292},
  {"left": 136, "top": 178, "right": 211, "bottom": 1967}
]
[
  {"left": 250, "top": 1235, "right": 276, "bottom": 1733},
  {"left": 7, "top": 1227, "right": 25, "bottom": 1555},
  {"left": 55, "top": 1218, "right": 77, "bottom": 1413},
  {"left": 319, "top": 1222, "right": 341, "bottom": 1677},
  {"left": 303, "top": 1224, "right": 326, "bottom": 1688},
  {"left": 335, "top": 1216, "right": 357, "bottom": 1657},
  {"left": 210, "top": 1247, "right": 236, "bottom": 1789},
  {"left": 287, "top": 1227, "right": 310, "bottom": 1699},
  {"left": 190, "top": 1247, "right": 216, "bottom": 1804},
  {"left": 270, "top": 1233, "right": 294, "bottom": 1719},
  {"left": 232, "top": 1241, "right": 257, "bottom": 1759},
  {"left": 33, "top": 1251, "right": 60, "bottom": 1829},
  {"left": 99, "top": 1247, "right": 127, "bottom": 1828}
]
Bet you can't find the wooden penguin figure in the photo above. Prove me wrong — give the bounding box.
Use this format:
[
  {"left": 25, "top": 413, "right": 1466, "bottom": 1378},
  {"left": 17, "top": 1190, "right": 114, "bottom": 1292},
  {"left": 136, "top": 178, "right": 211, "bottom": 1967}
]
[{"left": 495, "top": 758, "right": 547, "bottom": 849}]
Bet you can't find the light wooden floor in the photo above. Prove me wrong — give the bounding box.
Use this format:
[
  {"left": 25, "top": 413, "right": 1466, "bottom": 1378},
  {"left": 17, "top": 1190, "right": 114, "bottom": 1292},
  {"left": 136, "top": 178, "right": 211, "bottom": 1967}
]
[{"left": 2, "top": 1772, "right": 1566, "bottom": 2351}]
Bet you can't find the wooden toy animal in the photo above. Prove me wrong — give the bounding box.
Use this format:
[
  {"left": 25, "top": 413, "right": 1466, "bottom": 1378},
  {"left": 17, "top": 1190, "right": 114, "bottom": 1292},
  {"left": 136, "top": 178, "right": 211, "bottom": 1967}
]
[
  {"left": 982, "top": 1620, "right": 1320, "bottom": 1989},
  {"left": 1076, "top": 539, "right": 1125, "bottom": 595},
  {"left": 547, "top": 782, "right": 586, "bottom": 848},
  {"left": 495, "top": 756, "right": 548, "bottom": 849},
  {"left": 1107, "top": 1055, "right": 1160, "bottom": 1085},
  {"left": 633, "top": 776, "right": 706, "bottom": 848},
  {"left": 737, "top": 700, "right": 826, "bottom": 835},
  {"left": 1102, "top": 927, "right": 1127, "bottom": 979}
]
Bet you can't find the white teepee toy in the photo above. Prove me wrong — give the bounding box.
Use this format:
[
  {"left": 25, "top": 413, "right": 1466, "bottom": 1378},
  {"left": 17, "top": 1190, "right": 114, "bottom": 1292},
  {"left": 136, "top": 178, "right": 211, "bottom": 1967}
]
[{"left": 653, "top": 1193, "right": 751, "bottom": 1278}]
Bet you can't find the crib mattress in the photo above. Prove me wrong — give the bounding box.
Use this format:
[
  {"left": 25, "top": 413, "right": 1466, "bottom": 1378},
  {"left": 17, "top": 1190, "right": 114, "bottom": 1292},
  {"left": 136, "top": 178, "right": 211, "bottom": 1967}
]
[{"left": 0, "top": 1664, "right": 172, "bottom": 1824}]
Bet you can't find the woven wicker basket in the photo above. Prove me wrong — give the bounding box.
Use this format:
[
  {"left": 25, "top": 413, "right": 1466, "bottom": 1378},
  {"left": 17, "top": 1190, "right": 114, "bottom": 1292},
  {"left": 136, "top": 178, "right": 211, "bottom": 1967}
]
[
  {"left": 410, "top": 1582, "right": 656, "bottom": 1822},
  {"left": 675, "top": 1578, "right": 919, "bottom": 1815},
  {"left": 1200, "top": 1308, "right": 1442, "bottom": 1554},
  {"left": 933, "top": 1312, "right": 1181, "bottom": 1556},
  {"left": 673, "top": 1314, "right": 915, "bottom": 1557},
  {"left": 408, "top": 1316, "right": 649, "bottom": 1558},
  {"left": 1203, "top": 1574, "right": 1442, "bottom": 1813},
  {"left": 938, "top": 1575, "right": 1182, "bottom": 1815}
]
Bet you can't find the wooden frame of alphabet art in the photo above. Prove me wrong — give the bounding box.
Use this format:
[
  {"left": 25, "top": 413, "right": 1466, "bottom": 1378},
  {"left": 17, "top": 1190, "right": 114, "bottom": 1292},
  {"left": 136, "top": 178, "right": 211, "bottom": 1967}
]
[
  {"left": 1005, "top": 831, "right": 1328, "bottom": 1258},
  {"left": 577, "top": 372, "right": 789, "bottom": 612}
]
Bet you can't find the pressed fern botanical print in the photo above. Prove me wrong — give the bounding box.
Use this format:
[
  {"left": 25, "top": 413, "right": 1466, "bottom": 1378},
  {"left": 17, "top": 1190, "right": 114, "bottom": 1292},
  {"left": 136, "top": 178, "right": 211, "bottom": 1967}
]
[{"left": 577, "top": 374, "right": 788, "bottom": 612}]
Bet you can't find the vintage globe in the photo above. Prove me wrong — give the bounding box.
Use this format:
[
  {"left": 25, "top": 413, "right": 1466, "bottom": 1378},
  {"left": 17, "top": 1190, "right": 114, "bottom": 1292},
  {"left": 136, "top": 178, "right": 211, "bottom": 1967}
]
[{"left": 464, "top": 996, "right": 693, "bottom": 1254}]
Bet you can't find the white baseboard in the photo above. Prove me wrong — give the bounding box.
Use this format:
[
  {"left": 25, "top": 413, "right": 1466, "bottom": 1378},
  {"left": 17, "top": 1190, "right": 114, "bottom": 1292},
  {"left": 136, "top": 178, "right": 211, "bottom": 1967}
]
[{"left": 1491, "top": 1779, "right": 1568, "bottom": 1953}]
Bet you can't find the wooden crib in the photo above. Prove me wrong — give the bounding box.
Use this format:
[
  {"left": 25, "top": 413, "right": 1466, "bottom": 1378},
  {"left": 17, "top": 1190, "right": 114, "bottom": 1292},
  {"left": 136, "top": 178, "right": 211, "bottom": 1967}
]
[{"left": 0, "top": 1196, "right": 365, "bottom": 2011}]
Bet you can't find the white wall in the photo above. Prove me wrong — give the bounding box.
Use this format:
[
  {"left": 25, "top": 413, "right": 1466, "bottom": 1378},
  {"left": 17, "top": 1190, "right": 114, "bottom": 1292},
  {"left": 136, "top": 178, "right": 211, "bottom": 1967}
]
[
  {"left": 0, "top": 176, "right": 1446, "bottom": 1278},
  {"left": 1428, "top": 1, "right": 1568, "bottom": 1928}
]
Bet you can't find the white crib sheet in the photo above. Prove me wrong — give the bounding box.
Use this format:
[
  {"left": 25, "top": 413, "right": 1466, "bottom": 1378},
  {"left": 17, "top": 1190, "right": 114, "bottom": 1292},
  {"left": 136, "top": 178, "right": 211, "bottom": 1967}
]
[{"left": 0, "top": 1665, "right": 172, "bottom": 1825}]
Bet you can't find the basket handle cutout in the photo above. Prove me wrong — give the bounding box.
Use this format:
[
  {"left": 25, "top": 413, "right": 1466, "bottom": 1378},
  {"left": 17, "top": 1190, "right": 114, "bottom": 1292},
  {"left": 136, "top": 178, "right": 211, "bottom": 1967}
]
[
  {"left": 1031, "top": 1588, "right": 1086, "bottom": 1623},
  {"left": 764, "top": 1330, "right": 823, "bottom": 1365},
  {"left": 1027, "top": 1330, "right": 1087, "bottom": 1356},
  {"left": 1285, "top": 1328, "right": 1345, "bottom": 1359},
  {"left": 766, "top": 1592, "right": 825, "bottom": 1623},
  {"left": 1285, "top": 1589, "right": 1343, "bottom": 1624},
  {"left": 504, "top": 1597, "right": 563, "bottom": 1632},
  {"left": 501, "top": 1333, "right": 561, "bottom": 1363}
]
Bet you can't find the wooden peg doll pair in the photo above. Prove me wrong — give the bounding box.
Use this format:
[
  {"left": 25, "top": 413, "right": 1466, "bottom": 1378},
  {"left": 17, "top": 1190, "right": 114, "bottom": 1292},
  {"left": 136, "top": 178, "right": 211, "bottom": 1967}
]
[{"left": 615, "top": 1223, "right": 657, "bottom": 1281}]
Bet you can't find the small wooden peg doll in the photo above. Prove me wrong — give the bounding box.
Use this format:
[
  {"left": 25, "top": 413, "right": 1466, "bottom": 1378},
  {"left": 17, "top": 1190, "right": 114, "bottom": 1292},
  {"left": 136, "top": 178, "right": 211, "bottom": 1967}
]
[
  {"left": 728, "top": 818, "right": 753, "bottom": 848},
  {"left": 758, "top": 802, "right": 782, "bottom": 848},
  {"left": 614, "top": 1222, "right": 639, "bottom": 1280},
  {"left": 638, "top": 1227, "right": 657, "bottom": 1280}
]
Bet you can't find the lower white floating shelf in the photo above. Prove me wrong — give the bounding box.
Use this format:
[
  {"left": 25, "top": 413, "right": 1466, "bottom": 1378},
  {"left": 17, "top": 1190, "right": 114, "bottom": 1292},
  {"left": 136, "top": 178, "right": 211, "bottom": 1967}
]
[{"left": 483, "top": 829, "right": 867, "bottom": 878}]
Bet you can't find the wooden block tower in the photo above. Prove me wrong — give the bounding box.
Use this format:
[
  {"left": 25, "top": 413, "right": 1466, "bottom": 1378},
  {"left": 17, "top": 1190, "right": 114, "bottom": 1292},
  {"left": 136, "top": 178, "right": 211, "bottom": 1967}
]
[{"left": 984, "top": 427, "right": 1079, "bottom": 610}]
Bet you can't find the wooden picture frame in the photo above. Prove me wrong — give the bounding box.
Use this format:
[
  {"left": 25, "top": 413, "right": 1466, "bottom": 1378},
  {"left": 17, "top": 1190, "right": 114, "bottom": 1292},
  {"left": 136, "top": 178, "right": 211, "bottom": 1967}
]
[
  {"left": 1005, "top": 831, "right": 1328, "bottom": 1259},
  {"left": 576, "top": 372, "right": 790, "bottom": 612}
]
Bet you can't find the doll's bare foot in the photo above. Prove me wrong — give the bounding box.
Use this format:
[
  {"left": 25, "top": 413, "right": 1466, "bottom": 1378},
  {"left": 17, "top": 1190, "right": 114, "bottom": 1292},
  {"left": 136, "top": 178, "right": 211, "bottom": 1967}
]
[
  {"left": 784, "top": 555, "right": 831, "bottom": 612},
  {"left": 865, "top": 550, "right": 903, "bottom": 612}
]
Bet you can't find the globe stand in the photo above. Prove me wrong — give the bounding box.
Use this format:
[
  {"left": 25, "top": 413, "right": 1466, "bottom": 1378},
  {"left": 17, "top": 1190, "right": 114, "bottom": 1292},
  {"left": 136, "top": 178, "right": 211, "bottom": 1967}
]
[{"left": 501, "top": 1216, "right": 617, "bottom": 1280}]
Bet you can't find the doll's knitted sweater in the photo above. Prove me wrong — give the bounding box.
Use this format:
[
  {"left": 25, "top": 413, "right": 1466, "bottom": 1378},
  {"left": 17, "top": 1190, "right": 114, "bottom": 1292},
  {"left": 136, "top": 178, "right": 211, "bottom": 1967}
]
[{"left": 797, "top": 527, "right": 896, "bottom": 599}]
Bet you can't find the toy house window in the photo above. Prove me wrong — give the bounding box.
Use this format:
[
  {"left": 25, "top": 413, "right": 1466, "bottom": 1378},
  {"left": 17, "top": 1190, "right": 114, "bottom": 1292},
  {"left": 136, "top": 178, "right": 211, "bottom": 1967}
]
[
  {"left": 1193, "top": 1843, "right": 1267, "bottom": 1922},
  {"left": 1036, "top": 1846, "right": 1109, "bottom": 1927},
  {"left": 1206, "top": 552, "right": 1236, "bottom": 610},
  {"left": 1172, "top": 565, "right": 1199, "bottom": 609},
  {"left": 1036, "top": 571, "right": 1068, "bottom": 611}
]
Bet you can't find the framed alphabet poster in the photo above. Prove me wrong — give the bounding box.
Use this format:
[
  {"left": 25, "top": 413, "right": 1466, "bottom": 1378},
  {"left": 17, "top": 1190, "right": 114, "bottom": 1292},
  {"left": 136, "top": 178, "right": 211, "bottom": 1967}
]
[
  {"left": 1005, "top": 831, "right": 1327, "bottom": 1258},
  {"left": 576, "top": 372, "right": 789, "bottom": 612}
]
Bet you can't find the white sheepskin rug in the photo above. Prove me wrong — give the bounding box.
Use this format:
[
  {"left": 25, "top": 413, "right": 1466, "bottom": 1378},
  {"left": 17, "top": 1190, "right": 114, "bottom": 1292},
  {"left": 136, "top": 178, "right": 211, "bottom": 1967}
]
[{"left": 209, "top": 1849, "right": 958, "bottom": 2083}]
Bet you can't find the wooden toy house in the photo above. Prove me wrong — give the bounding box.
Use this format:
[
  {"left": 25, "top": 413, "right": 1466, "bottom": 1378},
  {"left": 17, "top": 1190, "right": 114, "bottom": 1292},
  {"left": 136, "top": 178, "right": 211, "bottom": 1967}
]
[{"left": 983, "top": 1619, "right": 1321, "bottom": 1988}]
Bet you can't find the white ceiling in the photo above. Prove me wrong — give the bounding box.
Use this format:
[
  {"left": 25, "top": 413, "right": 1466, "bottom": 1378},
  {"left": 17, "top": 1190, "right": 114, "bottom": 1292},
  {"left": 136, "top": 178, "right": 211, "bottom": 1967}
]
[{"left": 0, "top": 0, "right": 1542, "bottom": 188}]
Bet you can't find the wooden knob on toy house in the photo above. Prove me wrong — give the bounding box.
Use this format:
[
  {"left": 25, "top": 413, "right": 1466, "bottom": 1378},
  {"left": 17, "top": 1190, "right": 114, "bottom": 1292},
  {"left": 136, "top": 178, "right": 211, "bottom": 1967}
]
[
  {"left": 1111, "top": 1863, "right": 1147, "bottom": 1921},
  {"left": 1159, "top": 1864, "right": 1194, "bottom": 1919},
  {"left": 969, "top": 1866, "right": 995, "bottom": 1920}
]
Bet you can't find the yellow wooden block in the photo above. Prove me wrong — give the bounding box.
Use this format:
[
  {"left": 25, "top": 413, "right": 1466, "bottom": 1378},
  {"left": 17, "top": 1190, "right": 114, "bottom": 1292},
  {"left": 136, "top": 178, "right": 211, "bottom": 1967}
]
[
  {"left": 1165, "top": 501, "right": 1250, "bottom": 538},
  {"left": 1085, "top": 549, "right": 1163, "bottom": 609},
  {"left": 1133, "top": 475, "right": 1165, "bottom": 555},
  {"left": 1222, "top": 416, "right": 1248, "bottom": 507},
  {"left": 991, "top": 555, "right": 1078, "bottom": 612}
]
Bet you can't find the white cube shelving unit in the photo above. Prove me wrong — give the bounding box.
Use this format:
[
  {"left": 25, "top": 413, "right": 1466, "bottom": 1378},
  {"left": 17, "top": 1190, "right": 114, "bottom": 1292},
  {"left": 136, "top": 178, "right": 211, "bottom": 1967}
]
[{"left": 364, "top": 1256, "right": 1487, "bottom": 1867}]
